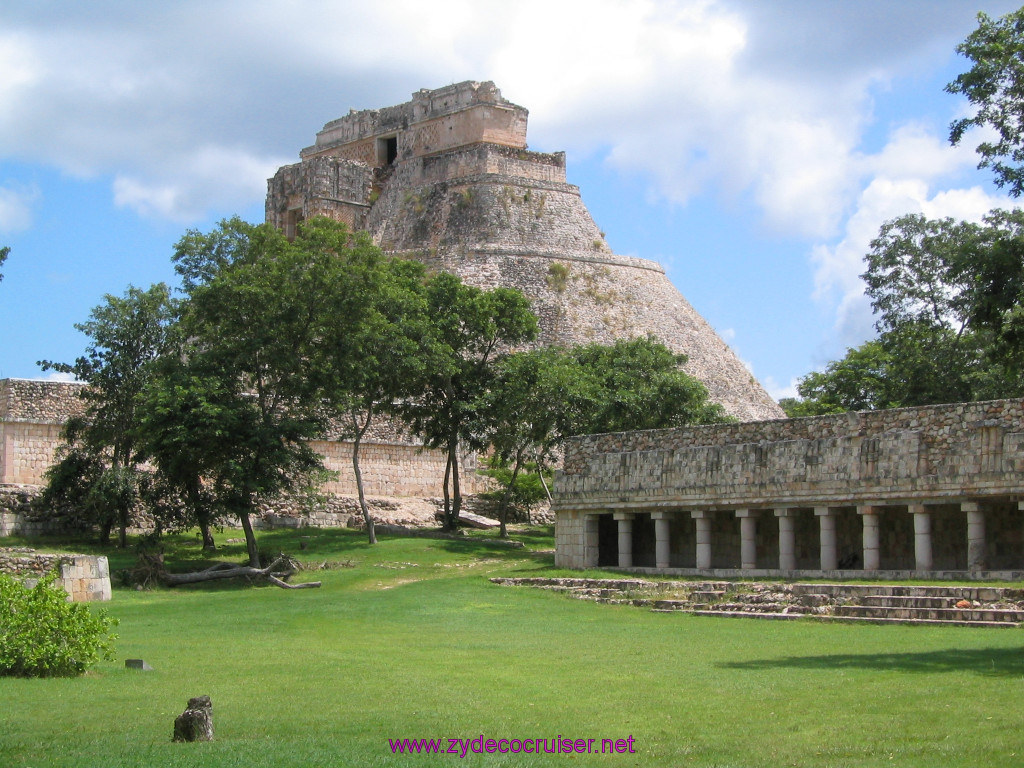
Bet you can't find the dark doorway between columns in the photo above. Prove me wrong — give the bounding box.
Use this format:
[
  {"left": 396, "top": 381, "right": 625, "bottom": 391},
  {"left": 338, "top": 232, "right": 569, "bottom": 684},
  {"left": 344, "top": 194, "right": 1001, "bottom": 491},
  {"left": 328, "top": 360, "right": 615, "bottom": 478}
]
[
  {"left": 597, "top": 514, "right": 618, "bottom": 567},
  {"left": 930, "top": 504, "right": 967, "bottom": 570},
  {"left": 631, "top": 513, "right": 656, "bottom": 568},
  {"left": 834, "top": 507, "right": 861, "bottom": 569},
  {"left": 877, "top": 506, "right": 915, "bottom": 570},
  {"left": 988, "top": 499, "right": 1021, "bottom": 570},
  {"left": 670, "top": 514, "right": 696, "bottom": 568}
]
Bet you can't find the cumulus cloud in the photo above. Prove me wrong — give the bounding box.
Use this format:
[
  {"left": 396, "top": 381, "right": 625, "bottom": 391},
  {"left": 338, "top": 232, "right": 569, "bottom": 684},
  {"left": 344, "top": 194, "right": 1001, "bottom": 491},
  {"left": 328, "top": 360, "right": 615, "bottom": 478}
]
[
  {"left": 763, "top": 375, "right": 799, "bottom": 401},
  {"left": 0, "top": 182, "right": 40, "bottom": 232},
  {"left": 810, "top": 122, "right": 1014, "bottom": 356},
  {"left": 0, "top": 0, "right": 1019, "bottom": 252},
  {"left": 0, "top": 0, "right": 1007, "bottom": 232}
]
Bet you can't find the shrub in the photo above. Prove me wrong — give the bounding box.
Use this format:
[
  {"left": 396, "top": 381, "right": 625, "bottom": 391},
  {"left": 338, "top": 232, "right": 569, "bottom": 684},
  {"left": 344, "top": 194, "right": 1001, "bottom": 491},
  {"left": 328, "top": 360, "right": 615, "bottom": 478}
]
[{"left": 0, "top": 572, "right": 118, "bottom": 677}]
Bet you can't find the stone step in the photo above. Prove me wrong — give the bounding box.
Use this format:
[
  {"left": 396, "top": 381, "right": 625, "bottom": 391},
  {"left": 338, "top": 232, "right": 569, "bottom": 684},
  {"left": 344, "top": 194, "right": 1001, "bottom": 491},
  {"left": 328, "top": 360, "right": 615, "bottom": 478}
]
[
  {"left": 688, "top": 590, "right": 726, "bottom": 601},
  {"left": 689, "top": 610, "right": 805, "bottom": 620},
  {"left": 834, "top": 605, "right": 1024, "bottom": 622},
  {"left": 791, "top": 583, "right": 1024, "bottom": 601},
  {"left": 858, "top": 595, "right": 964, "bottom": 609},
  {"left": 684, "top": 609, "right": 1018, "bottom": 628},
  {"left": 816, "top": 614, "right": 1020, "bottom": 629}
]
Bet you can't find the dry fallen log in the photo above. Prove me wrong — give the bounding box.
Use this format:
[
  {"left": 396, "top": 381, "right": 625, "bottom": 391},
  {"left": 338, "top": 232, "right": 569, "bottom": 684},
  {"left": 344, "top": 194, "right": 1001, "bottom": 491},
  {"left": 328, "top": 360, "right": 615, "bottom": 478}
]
[{"left": 161, "top": 555, "right": 321, "bottom": 589}]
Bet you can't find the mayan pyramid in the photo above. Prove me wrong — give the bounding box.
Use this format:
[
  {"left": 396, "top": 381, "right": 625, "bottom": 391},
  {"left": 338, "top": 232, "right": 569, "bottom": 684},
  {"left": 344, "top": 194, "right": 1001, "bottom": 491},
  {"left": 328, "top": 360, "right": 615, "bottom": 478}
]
[{"left": 267, "top": 81, "right": 783, "bottom": 422}]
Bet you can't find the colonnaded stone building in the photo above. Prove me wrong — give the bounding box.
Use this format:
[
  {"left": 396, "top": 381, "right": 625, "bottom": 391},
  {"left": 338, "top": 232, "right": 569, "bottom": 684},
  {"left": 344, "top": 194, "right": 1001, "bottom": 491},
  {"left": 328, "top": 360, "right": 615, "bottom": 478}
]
[
  {"left": 553, "top": 399, "right": 1024, "bottom": 579},
  {"left": 0, "top": 81, "right": 781, "bottom": 534}
]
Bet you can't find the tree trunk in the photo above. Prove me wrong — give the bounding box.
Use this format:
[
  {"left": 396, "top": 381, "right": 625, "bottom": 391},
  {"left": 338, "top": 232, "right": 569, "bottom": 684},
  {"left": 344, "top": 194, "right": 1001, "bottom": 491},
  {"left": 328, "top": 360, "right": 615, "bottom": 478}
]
[
  {"left": 187, "top": 482, "right": 216, "bottom": 551},
  {"left": 118, "top": 504, "right": 129, "bottom": 548},
  {"left": 497, "top": 450, "right": 525, "bottom": 540},
  {"left": 98, "top": 518, "right": 112, "bottom": 546},
  {"left": 448, "top": 436, "right": 462, "bottom": 531},
  {"left": 350, "top": 409, "right": 376, "bottom": 545},
  {"left": 442, "top": 454, "right": 452, "bottom": 530},
  {"left": 237, "top": 507, "right": 260, "bottom": 567}
]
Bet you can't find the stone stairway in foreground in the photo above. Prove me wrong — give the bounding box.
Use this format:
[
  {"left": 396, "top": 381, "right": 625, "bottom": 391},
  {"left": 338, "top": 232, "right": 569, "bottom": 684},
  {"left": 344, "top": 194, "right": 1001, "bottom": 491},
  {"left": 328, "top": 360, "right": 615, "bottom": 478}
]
[{"left": 489, "top": 578, "right": 1024, "bottom": 628}]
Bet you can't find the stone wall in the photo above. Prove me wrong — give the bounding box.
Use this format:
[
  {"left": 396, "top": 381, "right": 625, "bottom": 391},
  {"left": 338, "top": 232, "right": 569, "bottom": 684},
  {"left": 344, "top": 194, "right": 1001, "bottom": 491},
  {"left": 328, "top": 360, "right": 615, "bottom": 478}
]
[
  {"left": 0, "top": 377, "right": 484, "bottom": 501},
  {"left": 0, "top": 547, "right": 111, "bottom": 602}
]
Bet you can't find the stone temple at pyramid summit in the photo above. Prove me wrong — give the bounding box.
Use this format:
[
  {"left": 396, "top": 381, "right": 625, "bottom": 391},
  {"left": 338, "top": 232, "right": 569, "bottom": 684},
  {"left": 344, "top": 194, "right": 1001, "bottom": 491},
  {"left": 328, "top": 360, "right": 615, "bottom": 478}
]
[{"left": 267, "top": 80, "right": 784, "bottom": 422}]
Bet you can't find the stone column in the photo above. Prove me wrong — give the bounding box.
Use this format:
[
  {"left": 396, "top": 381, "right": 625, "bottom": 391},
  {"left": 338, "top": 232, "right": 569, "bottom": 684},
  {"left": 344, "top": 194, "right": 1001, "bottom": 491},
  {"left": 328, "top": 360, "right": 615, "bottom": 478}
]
[
  {"left": 691, "top": 511, "right": 712, "bottom": 570},
  {"left": 583, "top": 514, "right": 600, "bottom": 569},
  {"left": 775, "top": 509, "right": 796, "bottom": 571},
  {"left": 815, "top": 506, "right": 837, "bottom": 571},
  {"left": 963, "top": 501, "right": 985, "bottom": 572},
  {"left": 858, "top": 505, "right": 880, "bottom": 571},
  {"left": 736, "top": 509, "right": 758, "bottom": 570},
  {"left": 651, "top": 512, "right": 672, "bottom": 570},
  {"left": 909, "top": 504, "right": 933, "bottom": 572},
  {"left": 613, "top": 513, "right": 634, "bottom": 568}
]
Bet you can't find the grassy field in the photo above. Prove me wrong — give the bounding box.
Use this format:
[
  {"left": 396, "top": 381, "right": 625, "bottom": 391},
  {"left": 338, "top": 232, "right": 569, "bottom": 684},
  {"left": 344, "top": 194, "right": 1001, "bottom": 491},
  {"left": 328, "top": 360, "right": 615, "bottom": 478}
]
[{"left": 3, "top": 526, "right": 1024, "bottom": 767}]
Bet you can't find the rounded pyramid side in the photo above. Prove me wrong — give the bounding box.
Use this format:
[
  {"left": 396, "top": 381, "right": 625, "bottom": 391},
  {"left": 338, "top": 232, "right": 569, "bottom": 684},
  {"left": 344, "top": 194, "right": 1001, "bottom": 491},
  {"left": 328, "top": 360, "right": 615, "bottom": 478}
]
[{"left": 365, "top": 153, "right": 784, "bottom": 422}]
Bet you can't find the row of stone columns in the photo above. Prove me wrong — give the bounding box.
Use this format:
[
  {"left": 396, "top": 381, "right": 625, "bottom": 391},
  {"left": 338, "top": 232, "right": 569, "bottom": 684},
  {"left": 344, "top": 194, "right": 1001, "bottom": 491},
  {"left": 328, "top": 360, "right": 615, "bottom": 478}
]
[{"left": 602, "top": 500, "right": 1006, "bottom": 573}]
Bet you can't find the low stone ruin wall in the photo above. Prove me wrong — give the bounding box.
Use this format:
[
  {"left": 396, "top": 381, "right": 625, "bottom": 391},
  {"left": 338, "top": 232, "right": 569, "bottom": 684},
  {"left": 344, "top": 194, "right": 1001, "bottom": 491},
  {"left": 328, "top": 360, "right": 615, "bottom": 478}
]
[{"left": 0, "top": 547, "right": 112, "bottom": 602}]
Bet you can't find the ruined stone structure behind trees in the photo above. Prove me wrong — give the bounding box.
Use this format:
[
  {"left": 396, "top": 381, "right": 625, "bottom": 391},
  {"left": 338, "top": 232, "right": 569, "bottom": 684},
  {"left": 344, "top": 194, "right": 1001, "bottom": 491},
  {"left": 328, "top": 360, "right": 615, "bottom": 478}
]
[{"left": 267, "top": 81, "right": 782, "bottom": 422}]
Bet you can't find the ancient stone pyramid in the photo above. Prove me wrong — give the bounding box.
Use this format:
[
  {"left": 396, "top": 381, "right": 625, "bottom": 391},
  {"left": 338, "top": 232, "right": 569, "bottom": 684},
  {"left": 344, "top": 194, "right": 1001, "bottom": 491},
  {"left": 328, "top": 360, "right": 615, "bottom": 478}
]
[{"left": 267, "top": 81, "right": 783, "bottom": 422}]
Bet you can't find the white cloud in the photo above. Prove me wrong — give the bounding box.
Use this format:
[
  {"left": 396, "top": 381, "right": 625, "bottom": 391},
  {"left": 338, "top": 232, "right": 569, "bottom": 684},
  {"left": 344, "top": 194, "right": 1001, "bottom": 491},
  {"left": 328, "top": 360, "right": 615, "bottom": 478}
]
[
  {"left": 0, "top": 182, "right": 39, "bottom": 232},
  {"left": 0, "top": 0, "right": 1016, "bottom": 244},
  {"left": 43, "top": 371, "right": 77, "bottom": 383},
  {"left": 763, "top": 375, "right": 799, "bottom": 401},
  {"left": 810, "top": 120, "right": 1014, "bottom": 355}
]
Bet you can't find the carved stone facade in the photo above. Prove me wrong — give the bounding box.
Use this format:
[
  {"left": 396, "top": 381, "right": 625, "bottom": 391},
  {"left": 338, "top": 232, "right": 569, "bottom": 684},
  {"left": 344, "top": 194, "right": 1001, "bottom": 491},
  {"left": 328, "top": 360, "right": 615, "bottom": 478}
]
[
  {"left": 553, "top": 399, "right": 1024, "bottom": 579},
  {"left": 267, "top": 81, "right": 782, "bottom": 422}
]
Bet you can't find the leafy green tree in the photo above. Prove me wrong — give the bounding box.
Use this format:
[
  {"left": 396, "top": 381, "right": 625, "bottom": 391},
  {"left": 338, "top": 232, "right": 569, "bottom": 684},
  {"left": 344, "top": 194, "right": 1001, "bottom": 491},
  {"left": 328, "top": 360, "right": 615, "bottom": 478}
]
[
  {"left": 401, "top": 273, "right": 537, "bottom": 530},
  {"left": 789, "top": 210, "right": 1024, "bottom": 414},
  {"left": 0, "top": 245, "right": 8, "bottom": 282},
  {"left": 0, "top": 573, "right": 117, "bottom": 678},
  {"left": 149, "top": 219, "right": 331, "bottom": 567},
  {"left": 482, "top": 347, "right": 595, "bottom": 537},
  {"left": 483, "top": 338, "right": 728, "bottom": 535},
  {"left": 306, "top": 220, "right": 434, "bottom": 544},
  {"left": 39, "top": 283, "right": 175, "bottom": 546},
  {"left": 948, "top": 7, "right": 1024, "bottom": 196},
  {"left": 569, "top": 336, "right": 730, "bottom": 433}
]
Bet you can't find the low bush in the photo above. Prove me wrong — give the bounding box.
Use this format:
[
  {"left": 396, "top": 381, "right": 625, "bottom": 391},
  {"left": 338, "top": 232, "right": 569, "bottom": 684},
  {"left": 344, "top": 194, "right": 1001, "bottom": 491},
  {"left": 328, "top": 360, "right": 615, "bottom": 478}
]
[{"left": 0, "top": 572, "right": 118, "bottom": 677}]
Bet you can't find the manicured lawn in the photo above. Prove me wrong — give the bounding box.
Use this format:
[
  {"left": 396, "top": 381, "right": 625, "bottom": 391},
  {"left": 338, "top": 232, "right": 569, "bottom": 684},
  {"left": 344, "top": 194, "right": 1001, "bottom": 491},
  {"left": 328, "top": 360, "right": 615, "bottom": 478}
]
[{"left": 3, "top": 526, "right": 1024, "bottom": 767}]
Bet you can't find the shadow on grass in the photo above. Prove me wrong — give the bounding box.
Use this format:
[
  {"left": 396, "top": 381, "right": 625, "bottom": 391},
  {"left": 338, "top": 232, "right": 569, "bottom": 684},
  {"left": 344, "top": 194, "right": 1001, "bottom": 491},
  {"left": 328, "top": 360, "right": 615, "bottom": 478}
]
[{"left": 719, "top": 646, "right": 1024, "bottom": 677}]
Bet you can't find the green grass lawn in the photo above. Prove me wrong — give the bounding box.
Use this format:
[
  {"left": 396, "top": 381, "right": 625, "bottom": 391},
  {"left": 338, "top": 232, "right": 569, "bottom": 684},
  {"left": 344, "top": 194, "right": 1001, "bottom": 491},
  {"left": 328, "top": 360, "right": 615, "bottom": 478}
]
[{"left": 3, "top": 526, "right": 1024, "bottom": 767}]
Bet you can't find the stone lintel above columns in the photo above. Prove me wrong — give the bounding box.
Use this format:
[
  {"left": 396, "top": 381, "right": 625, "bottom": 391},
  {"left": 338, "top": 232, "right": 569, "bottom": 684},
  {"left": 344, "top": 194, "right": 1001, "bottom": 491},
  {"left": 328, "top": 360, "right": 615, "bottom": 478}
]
[
  {"left": 857, "top": 504, "right": 878, "bottom": 516},
  {"left": 814, "top": 506, "right": 834, "bottom": 517},
  {"left": 961, "top": 500, "right": 981, "bottom": 513},
  {"left": 690, "top": 510, "right": 713, "bottom": 519},
  {"left": 734, "top": 508, "right": 759, "bottom": 518},
  {"left": 612, "top": 511, "right": 636, "bottom": 521},
  {"left": 649, "top": 511, "right": 675, "bottom": 520},
  {"left": 774, "top": 508, "right": 797, "bottom": 518}
]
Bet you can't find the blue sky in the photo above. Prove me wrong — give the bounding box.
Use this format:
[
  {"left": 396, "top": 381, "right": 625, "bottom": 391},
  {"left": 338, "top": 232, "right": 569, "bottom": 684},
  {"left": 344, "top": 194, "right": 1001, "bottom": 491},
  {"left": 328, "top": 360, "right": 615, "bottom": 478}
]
[{"left": 1, "top": 0, "right": 1021, "bottom": 400}]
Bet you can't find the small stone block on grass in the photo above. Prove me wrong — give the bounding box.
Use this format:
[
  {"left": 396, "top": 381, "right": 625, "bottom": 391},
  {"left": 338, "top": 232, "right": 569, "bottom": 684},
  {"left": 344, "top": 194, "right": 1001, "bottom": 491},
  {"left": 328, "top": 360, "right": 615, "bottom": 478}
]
[{"left": 125, "top": 659, "right": 154, "bottom": 671}]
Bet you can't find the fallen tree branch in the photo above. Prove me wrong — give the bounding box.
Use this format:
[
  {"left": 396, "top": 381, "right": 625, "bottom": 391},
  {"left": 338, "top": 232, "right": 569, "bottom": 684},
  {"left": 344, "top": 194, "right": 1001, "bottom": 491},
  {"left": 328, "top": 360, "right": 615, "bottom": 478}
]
[{"left": 160, "top": 555, "right": 321, "bottom": 589}]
